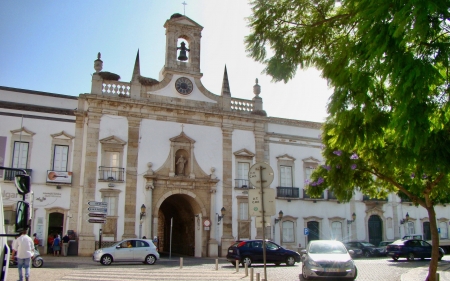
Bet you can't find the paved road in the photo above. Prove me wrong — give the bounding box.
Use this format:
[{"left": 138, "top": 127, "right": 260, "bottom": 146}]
[{"left": 6, "top": 255, "right": 450, "bottom": 281}]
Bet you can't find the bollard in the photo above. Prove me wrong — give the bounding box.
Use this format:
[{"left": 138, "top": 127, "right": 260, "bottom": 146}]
[
  {"left": 245, "top": 262, "right": 248, "bottom": 276},
  {"left": 236, "top": 260, "right": 239, "bottom": 272},
  {"left": 215, "top": 259, "right": 218, "bottom": 270},
  {"left": 180, "top": 257, "right": 183, "bottom": 269},
  {"left": 250, "top": 268, "right": 254, "bottom": 281},
  {"left": 256, "top": 272, "right": 260, "bottom": 281}
]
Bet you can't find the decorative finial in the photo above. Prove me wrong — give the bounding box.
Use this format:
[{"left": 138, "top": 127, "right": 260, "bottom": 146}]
[
  {"left": 94, "top": 52, "right": 103, "bottom": 73},
  {"left": 253, "top": 78, "right": 261, "bottom": 97},
  {"left": 181, "top": 124, "right": 184, "bottom": 132}
]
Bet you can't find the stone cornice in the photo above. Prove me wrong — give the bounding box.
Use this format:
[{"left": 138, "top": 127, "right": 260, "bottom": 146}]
[{"left": 0, "top": 101, "right": 75, "bottom": 116}]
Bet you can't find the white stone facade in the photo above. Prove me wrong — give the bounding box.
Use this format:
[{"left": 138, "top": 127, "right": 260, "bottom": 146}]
[{"left": 1, "top": 13, "right": 450, "bottom": 257}]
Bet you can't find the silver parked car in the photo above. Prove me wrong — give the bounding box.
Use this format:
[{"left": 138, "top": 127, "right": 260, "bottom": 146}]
[
  {"left": 93, "top": 239, "right": 160, "bottom": 265},
  {"left": 300, "top": 240, "right": 357, "bottom": 280}
]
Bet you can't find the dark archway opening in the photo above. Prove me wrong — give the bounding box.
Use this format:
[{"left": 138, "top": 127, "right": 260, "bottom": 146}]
[
  {"left": 368, "top": 215, "right": 382, "bottom": 246},
  {"left": 307, "top": 221, "right": 320, "bottom": 243},
  {"left": 47, "top": 212, "right": 64, "bottom": 254},
  {"left": 158, "top": 194, "right": 196, "bottom": 256}
]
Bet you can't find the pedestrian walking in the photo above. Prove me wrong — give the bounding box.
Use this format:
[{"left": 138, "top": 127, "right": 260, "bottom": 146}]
[
  {"left": 12, "top": 229, "right": 34, "bottom": 281},
  {"left": 62, "top": 233, "right": 70, "bottom": 256}
]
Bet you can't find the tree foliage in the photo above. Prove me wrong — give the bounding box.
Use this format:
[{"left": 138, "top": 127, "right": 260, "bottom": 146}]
[{"left": 246, "top": 0, "right": 450, "bottom": 280}]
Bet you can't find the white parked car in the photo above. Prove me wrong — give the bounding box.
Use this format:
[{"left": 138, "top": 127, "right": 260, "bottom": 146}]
[
  {"left": 93, "top": 239, "right": 160, "bottom": 265},
  {"left": 300, "top": 240, "right": 357, "bottom": 280}
]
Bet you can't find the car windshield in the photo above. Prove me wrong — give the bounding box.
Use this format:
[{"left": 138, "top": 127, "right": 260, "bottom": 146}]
[
  {"left": 361, "top": 242, "right": 375, "bottom": 247},
  {"left": 309, "top": 242, "right": 347, "bottom": 254}
]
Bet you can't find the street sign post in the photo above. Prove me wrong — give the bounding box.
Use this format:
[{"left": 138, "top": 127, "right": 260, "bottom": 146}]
[
  {"left": 89, "top": 213, "right": 107, "bottom": 218},
  {"left": 88, "top": 201, "right": 108, "bottom": 224},
  {"left": 88, "top": 218, "right": 106, "bottom": 224},
  {"left": 304, "top": 228, "right": 309, "bottom": 235},
  {"left": 248, "top": 162, "right": 275, "bottom": 281},
  {"left": 88, "top": 201, "right": 107, "bottom": 207},
  {"left": 248, "top": 188, "right": 276, "bottom": 217},
  {"left": 87, "top": 207, "right": 107, "bottom": 213}
]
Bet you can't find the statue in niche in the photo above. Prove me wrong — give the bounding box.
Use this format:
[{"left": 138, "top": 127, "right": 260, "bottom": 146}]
[{"left": 176, "top": 155, "right": 187, "bottom": 175}]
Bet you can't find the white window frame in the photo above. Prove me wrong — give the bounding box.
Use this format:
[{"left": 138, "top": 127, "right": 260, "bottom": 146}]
[
  {"left": 233, "top": 149, "right": 255, "bottom": 188},
  {"left": 12, "top": 141, "right": 29, "bottom": 169},
  {"left": 439, "top": 221, "right": 448, "bottom": 239},
  {"left": 331, "top": 221, "right": 343, "bottom": 241},
  {"left": 406, "top": 221, "right": 415, "bottom": 235},
  {"left": 282, "top": 221, "right": 295, "bottom": 243},
  {"left": 53, "top": 145, "right": 69, "bottom": 171}
]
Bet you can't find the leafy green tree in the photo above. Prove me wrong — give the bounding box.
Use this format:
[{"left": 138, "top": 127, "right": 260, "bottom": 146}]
[{"left": 246, "top": 0, "right": 450, "bottom": 279}]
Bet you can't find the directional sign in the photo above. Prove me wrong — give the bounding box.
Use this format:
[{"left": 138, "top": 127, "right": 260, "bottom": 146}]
[
  {"left": 88, "top": 218, "right": 106, "bottom": 224},
  {"left": 88, "top": 201, "right": 107, "bottom": 207},
  {"left": 248, "top": 188, "right": 276, "bottom": 216},
  {"left": 89, "top": 213, "right": 106, "bottom": 218},
  {"left": 88, "top": 207, "right": 107, "bottom": 213}
]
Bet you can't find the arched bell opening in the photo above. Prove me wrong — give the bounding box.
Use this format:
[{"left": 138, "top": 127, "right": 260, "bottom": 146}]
[
  {"left": 157, "top": 194, "right": 200, "bottom": 256},
  {"left": 177, "top": 37, "right": 190, "bottom": 62}
]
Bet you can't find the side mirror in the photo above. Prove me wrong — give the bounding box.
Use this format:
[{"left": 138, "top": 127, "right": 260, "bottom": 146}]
[
  {"left": 348, "top": 249, "right": 355, "bottom": 255},
  {"left": 15, "top": 201, "right": 30, "bottom": 232},
  {"left": 15, "top": 174, "right": 31, "bottom": 195}
]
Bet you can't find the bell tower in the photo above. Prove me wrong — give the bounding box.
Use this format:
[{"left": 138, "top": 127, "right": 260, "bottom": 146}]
[{"left": 162, "top": 13, "right": 203, "bottom": 78}]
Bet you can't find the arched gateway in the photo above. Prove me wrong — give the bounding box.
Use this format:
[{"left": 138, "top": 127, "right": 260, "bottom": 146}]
[{"left": 144, "top": 131, "right": 220, "bottom": 257}]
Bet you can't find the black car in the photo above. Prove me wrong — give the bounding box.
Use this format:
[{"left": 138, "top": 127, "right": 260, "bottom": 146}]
[
  {"left": 386, "top": 239, "right": 444, "bottom": 261},
  {"left": 344, "top": 241, "right": 383, "bottom": 257},
  {"left": 226, "top": 240, "right": 301, "bottom": 266}
]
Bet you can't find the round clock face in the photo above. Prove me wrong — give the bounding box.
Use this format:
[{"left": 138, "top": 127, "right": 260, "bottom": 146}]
[{"left": 175, "top": 77, "right": 193, "bottom": 95}]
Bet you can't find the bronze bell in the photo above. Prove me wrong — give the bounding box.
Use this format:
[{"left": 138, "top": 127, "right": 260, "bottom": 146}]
[{"left": 177, "top": 42, "right": 189, "bottom": 61}]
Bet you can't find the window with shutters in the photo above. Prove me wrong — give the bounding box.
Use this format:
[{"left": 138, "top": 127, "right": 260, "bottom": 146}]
[
  {"left": 331, "top": 221, "right": 343, "bottom": 241},
  {"left": 282, "top": 221, "right": 294, "bottom": 243},
  {"left": 12, "top": 141, "right": 29, "bottom": 169},
  {"left": 237, "top": 197, "right": 250, "bottom": 240},
  {"left": 53, "top": 145, "right": 69, "bottom": 171},
  {"left": 439, "top": 221, "right": 448, "bottom": 239},
  {"left": 99, "top": 136, "right": 127, "bottom": 182},
  {"left": 50, "top": 131, "right": 74, "bottom": 174},
  {"left": 280, "top": 166, "right": 293, "bottom": 187},
  {"left": 233, "top": 149, "right": 254, "bottom": 189}
]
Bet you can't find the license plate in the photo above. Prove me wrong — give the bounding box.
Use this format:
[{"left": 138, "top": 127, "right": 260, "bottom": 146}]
[
  {"left": 323, "top": 268, "right": 340, "bottom": 272},
  {"left": 228, "top": 250, "right": 233, "bottom": 253}
]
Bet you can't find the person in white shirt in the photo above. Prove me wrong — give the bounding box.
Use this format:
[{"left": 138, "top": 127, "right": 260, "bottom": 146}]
[{"left": 12, "top": 230, "right": 34, "bottom": 281}]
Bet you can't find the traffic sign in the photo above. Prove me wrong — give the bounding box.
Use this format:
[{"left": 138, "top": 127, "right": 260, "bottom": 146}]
[
  {"left": 304, "top": 228, "right": 309, "bottom": 236},
  {"left": 88, "top": 218, "right": 106, "bottom": 224},
  {"left": 88, "top": 201, "right": 107, "bottom": 207},
  {"left": 248, "top": 162, "right": 274, "bottom": 188},
  {"left": 88, "top": 207, "right": 107, "bottom": 213},
  {"left": 89, "top": 213, "right": 106, "bottom": 218},
  {"left": 248, "top": 188, "right": 276, "bottom": 216}
]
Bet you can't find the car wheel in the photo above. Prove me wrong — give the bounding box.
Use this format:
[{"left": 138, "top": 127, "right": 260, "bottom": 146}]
[
  {"left": 32, "top": 258, "right": 43, "bottom": 268},
  {"left": 392, "top": 256, "right": 399, "bottom": 261},
  {"left": 364, "top": 251, "right": 371, "bottom": 258},
  {"left": 145, "top": 254, "right": 157, "bottom": 265},
  {"left": 286, "top": 256, "right": 296, "bottom": 266},
  {"left": 242, "top": 256, "right": 252, "bottom": 267},
  {"left": 407, "top": 253, "right": 415, "bottom": 261},
  {"left": 302, "top": 264, "right": 310, "bottom": 280},
  {"left": 100, "top": 254, "right": 113, "bottom": 265}
]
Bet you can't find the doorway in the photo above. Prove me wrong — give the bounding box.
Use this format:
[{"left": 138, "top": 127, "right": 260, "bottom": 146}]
[
  {"left": 157, "top": 194, "right": 198, "bottom": 256},
  {"left": 368, "top": 215, "right": 382, "bottom": 246},
  {"left": 47, "top": 212, "right": 64, "bottom": 254},
  {"left": 307, "top": 221, "right": 320, "bottom": 243}
]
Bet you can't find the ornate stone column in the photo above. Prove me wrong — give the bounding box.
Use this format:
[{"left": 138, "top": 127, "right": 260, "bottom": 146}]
[
  {"left": 122, "top": 116, "right": 142, "bottom": 239},
  {"left": 208, "top": 181, "right": 218, "bottom": 257},
  {"left": 220, "top": 125, "right": 234, "bottom": 257},
  {"left": 78, "top": 112, "right": 101, "bottom": 256}
]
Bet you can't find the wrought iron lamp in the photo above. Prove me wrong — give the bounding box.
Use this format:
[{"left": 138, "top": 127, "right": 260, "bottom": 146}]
[
  {"left": 217, "top": 207, "right": 226, "bottom": 224},
  {"left": 400, "top": 212, "right": 410, "bottom": 224},
  {"left": 347, "top": 212, "right": 356, "bottom": 224},
  {"left": 140, "top": 204, "right": 146, "bottom": 220},
  {"left": 274, "top": 210, "right": 284, "bottom": 224}
]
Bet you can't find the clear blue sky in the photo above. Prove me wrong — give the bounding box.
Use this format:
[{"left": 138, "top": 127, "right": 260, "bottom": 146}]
[{"left": 0, "top": 0, "right": 332, "bottom": 122}]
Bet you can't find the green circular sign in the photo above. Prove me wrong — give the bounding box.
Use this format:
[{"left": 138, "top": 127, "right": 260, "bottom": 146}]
[{"left": 254, "top": 207, "right": 258, "bottom": 211}]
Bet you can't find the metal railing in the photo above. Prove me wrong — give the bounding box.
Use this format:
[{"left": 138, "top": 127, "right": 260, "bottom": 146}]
[
  {"left": 98, "top": 166, "right": 125, "bottom": 182},
  {"left": 363, "top": 195, "right": 388, "bottom": 201},
  {"left": 328, "top": 190, "right": 338, "bottom": 200},
  {"left": 234, "top": 179, "right": 251, "bottom": 189},
  {"left": 3, "top": 168, "right": 32, "bottom": 181},
  {"left": 303, "top": 189, "right": 324, "bottom": 199},
  {"left": 276, "top": 186, "right": 300, "bottom": 198}
]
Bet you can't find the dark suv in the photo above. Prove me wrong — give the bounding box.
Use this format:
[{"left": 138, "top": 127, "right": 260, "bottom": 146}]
[
  {"left": 344, "top": 241, "right": 383, "bottom": 257},
  {"left": 226, "top": 240, "right": 300, "bottom": 266}
]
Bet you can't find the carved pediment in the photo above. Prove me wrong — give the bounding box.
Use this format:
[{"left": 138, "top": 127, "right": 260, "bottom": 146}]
[
  {"left": 302, "top": 156, "right": 321, "bottom": 163},
  {"left": 170, "top": 131, "right": 195, "bottom": 144},
  {"left": 11, "top": 127, "right": 35, "bottom": 136},
  {"left": 233, "top": 149, "right": 255, "bottom": 158},
  {"left": 51, "top": 131, "right": 74, "bottom": 140},
  {"left": 276, "top": 154, "right": 296, "bottom": 161},
  {"left": 99, "top": 135, "right": 127, "bottom": 146}
]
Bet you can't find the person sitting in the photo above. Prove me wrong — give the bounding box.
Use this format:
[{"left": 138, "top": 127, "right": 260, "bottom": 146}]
[{"left": 127, "top": 241, "right": 132, "bottom": 248}]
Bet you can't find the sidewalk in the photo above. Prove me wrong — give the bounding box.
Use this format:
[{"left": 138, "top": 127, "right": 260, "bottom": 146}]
[{"left": 401, "top": 261, "right": 450, "bottom": 281}]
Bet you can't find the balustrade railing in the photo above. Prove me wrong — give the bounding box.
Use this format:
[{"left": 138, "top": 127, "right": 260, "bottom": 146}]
[
  {"left": 363, "top": 195, "right": 388, "bottom": 201},
  {"left": 234, "top": 179, "right": 251, "bottom": 189},
  {"left": 231, "top": 98, "right": 254, "bottom": 112},
  {"left": 102, "top": 81, "right": 131, "bottom": 97},
  {"left": 276, "top": 186, "right": 300, "bottom": 198}
]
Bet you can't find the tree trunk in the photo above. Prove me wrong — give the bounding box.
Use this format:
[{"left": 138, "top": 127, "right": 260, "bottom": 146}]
[{"left": 425, "top": 206, "right": 439, "bottom": 281}]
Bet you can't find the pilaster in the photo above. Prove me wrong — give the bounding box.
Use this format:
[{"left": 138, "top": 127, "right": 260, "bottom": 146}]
[
  {"left": 221, "top": 125, "right": 234, "bottom": 257},
  {"left": 122, "top": 116, "right": 142, "bottom": 239},
  {"left": 78, "top": 112, "right": 101, "bottom": 256}
]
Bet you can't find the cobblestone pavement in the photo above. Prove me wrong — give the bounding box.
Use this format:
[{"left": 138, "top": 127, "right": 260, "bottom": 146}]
[{"left": 6, "top": 255, "right": 450, "bottom": 281}]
